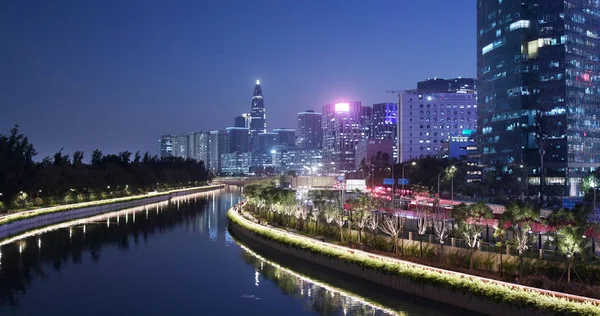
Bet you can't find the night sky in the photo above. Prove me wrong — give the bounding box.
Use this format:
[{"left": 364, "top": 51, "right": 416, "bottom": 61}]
[{"left": 0, "top": 0, "right": 475, "bottom": 160}]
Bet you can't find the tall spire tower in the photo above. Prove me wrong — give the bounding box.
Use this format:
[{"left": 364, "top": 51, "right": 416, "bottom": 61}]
[{"left": 249, "top": 79, "right": 266, "bottom": 152}]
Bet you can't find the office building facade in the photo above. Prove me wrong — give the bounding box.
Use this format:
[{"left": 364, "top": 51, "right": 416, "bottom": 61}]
[
  {"left": 296, "top": 110, "right": 322, "bottom": 149},
  {"left": 258, "top": 132, "right": 279, "bottom": 153},
  {"left": 399, "top": 92, "right": 477, "bottom": 162},
  {"left": 221, "top": 152, "right": 252, "bottom": 175},
  {"left": 226, "top": 127, "right": 249, "bottom": 153},
  {"left": 322, "top": 101, "right": 371, "bottom": 172},
  {"left": 234, "top": 116, "right": 246, "bottom": 128},
  {"left": 417, "top": 78, "right": 476, "bottom": 94},
  {"left": 273, "top": 128, "right": 296, "bottom": 147},
  {"left": 477, "top": 0, "right": 600, "bottom": 196},
  {"left": 271, "top": 147, "right": 323, "bottom": 175},
  {"left": 355, "top": 139, "right": 394, "bottom": 170}
]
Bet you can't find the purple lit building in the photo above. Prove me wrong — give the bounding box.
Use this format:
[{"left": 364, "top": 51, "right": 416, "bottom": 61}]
[
  {"left": 322, "top": 101, "right": 371, "bottom": 173},
  {"left": 371, "top": 103, "right": 398, "bottom": 161}
]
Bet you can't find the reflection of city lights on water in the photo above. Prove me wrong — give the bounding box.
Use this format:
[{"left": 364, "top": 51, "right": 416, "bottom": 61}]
[
  {"left": 239, "top": 244, "right": 401, "bottom": 316},
  {"left": 255, "top": 269, "right": 260, "bottom": 287},
  {"left": 0, "top": 199, "right": 173, "bottom": 249}
]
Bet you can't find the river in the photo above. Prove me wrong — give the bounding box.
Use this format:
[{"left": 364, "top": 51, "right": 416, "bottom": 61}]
[{"left": 0, "top": 187, "right": 471, "bottom": 316}]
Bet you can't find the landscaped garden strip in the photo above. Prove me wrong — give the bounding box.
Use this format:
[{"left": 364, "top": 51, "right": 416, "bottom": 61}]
[{"left": 228, "top": 208, "right": 600, "bottom": 316}]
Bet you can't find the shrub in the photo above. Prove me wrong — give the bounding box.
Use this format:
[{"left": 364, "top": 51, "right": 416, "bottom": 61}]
[
  {"left": 33, "top": 197, "right": 44, "bottom": 207},
  {"left": 88, "top": 192, "right": 98, "bottom": 201}
]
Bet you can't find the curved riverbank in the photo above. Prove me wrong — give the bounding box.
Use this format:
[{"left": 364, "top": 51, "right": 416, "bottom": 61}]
[
  {"left": 0, "top": 185, "right": 224, "bottom": 239},
  {"left": 228, "top": 207, "right": 600, "bottom": 316}
]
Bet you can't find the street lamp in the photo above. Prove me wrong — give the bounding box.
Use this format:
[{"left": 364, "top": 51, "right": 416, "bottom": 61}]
[
  {"left": 401, "top": 161, "right": 416, "bottom": 197},
  {"left": 591, "top": 178, "right": 597, "bottom": 215},
  {"left": 450, "top": 161, "right": 468, "bottom": 207},
  {"left": 380, "top": 161, "right": 395, "bottom": 208},
  {"left": 437, "top": 172, "right": 443, "bottom": 198}
]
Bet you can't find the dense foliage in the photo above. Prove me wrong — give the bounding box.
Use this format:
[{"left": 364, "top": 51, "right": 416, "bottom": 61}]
[{"left": 0, "top": 126, "right": 211, "bottom": 211}]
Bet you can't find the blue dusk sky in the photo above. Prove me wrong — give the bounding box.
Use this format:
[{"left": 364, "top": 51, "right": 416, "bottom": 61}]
[{"left": 0, "top": 0, "right": 475, "bottom": 159}]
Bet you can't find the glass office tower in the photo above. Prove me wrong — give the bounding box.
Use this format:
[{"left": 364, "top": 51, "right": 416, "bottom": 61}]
[{"left": 477, "top": 0, "right": 600, "bottom": 197}]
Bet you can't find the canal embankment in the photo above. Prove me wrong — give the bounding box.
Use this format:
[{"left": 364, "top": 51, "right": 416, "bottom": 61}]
[
  {"left": 228, "top": 207, "right": 600, "bottom": 316},
  {"left": 0, "top": 185, "right": 224, "bottom": 239}
]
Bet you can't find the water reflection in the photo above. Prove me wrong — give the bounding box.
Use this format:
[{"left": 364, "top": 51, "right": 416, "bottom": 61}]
[
  {"left": 0, "top": 190, "right": 220, "bottom": 308},
  {"left": 240, "top": 244, "right": 402, "bottom": 316},
  {"left": 0, "top": 187, "right": 459, "bottom": 316}
]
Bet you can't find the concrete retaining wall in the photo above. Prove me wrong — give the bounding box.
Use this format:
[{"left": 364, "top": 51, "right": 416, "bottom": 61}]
[
  {"left": 229, "top": 220, "right": 550, "bottom": 316},
  {"left": 0, "top": 185, "right": 224, "bottom": 239}
]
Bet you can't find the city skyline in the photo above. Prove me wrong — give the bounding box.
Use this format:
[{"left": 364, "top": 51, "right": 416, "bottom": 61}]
[{"left": 0, "top": 0, "right": 476, "bottom": 159}]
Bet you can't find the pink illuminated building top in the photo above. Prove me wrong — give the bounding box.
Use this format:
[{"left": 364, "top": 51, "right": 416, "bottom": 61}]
[
  {"left": 322, "top": 101, "right": 371, "bottom": 173},
  {"left": 334, "top": 102, "right": 350, "bottom": 112}
]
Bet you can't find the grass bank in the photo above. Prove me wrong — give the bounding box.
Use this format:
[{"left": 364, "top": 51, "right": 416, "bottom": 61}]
[{"left": 228, "top": 208, "right": 600, "bottom": 316}]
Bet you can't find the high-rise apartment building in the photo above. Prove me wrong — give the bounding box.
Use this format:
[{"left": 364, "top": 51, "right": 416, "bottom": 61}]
[
  {"left": 171, "top": 134, "right": 189, "bottom": 158},
  {"left": 399, "top": 92, "right": 477, "bottom": 162},
  {"left": 371, "top": 103, "right": 398, "bottom": 161},
  {"left": 273, "top": 128, "right": 296, "bottom": 147},
  {"left": 322, "top": 101, "right": 371, "bottom": 172},
  {"left": 296, "top": 110, "right": 322, "bottom": 149},
  {"left": 190, "top": 131, "right": 210, "bottom": 165},
  {"left": 226, "top": 127, "right": 249, "bottom": 153},
  {"left": 209, "top": 130, "right": 230, "bottom": 174},
  {"left": 477, "top": 0, "right": 600, "bottom": 196},
  {"left": 249, "top": 80, "right": 266, "bottom": 152},
  {"left": 159, "top": 135, "right": 173, "bottom": 158}
]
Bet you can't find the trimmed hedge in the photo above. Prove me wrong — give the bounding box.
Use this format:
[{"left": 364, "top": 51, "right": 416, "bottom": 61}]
[
  {"left": 228, "top": 209, "right": 600, "bottom": 316},
  {"left": 0, "top": 185, "right": 223, "bottom": 226}
]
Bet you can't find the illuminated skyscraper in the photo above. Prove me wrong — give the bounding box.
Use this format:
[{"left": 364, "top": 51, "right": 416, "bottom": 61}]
[
  {"left": 322, "top": 101, "right": 371, "bottom": 173},
  {"left": 249, "top": 80, "right": 266, "bottom": 152},
  {"left": 371, "top": 103, "right": 398, "bottom": 161},
  {"left": 296, "top": 110, "right": 322, "bottom": 149},
  {"left": 273, "top": 128, "right": 296, "bottom": 147},
  {"left": 477, "top": 0, "right": 600, "bottom": 197},
  {"left": 159, "top": 135, "right": 173, "bottom": 158},
  {"left": 209, "top": 130, "right": 230, "bottom": 174},
  {"left": 226, "top": 127, "right": 249, "bottom": 153}
]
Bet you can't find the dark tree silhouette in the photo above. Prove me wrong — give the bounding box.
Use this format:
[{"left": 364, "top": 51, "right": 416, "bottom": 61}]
[{"left": 0, "top": 127, "right": 211, "bottom": 211}]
